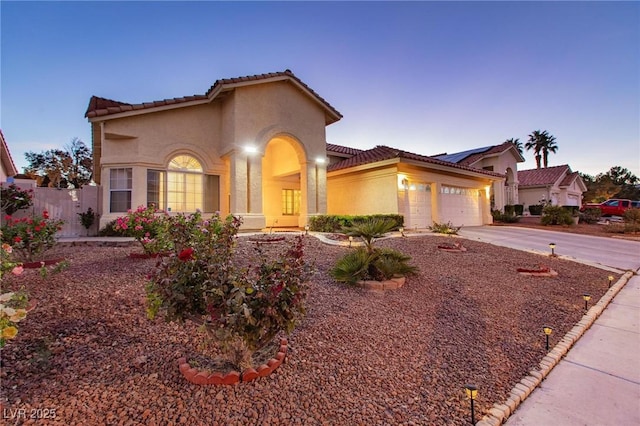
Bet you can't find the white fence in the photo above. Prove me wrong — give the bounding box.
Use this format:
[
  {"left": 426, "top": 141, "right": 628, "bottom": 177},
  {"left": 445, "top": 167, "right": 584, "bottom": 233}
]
[{"left": 3, "top": 181, "right": 101, "bottom": 237}]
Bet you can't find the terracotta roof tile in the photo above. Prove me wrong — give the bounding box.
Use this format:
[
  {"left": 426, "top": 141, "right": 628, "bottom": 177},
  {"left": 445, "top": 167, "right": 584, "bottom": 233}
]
[
  {"left": 518, "top": 165, "right": 571, "bottom": 187},
  {"left": 85, "top": 69, "right": 342, "bottom": 122},
  {"left": 327, "top": 145, "right": 503, "bottom": 178},
  {"left": 560, "top": 171, "right": 579, "bottom": 187},
  {"left": 326, "top": 143, "right": 363, "bottom": 156}
]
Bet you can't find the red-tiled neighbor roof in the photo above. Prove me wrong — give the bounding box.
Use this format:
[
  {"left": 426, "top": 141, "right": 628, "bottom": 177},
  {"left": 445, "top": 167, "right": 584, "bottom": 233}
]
[
  {"left": 0, "top": 129, "right": 18, "bottom": 177},
  {"left": 327, "top": 145, "right": 503, "bottom": 178},
  {"left": 326, "top": 143, "right": 363, "bottom": 156},
  {"left": 85, "top": 70, "right": 342, "bottom": 123},
  {"left": 458, "top": 142, "right": 525, "bottom": 166},
  {"left": 518, "top": 165, "right": 571, "bottom": 187}
]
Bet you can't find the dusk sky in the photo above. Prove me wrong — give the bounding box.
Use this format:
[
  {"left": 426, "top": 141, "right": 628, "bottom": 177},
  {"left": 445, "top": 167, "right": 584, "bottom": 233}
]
[{"left": 2, "top": 1, "right": 638, "bottom": 178}]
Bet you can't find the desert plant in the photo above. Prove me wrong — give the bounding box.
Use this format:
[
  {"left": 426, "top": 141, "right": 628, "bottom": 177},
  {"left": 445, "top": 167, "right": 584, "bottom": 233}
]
[
  {"left": 330, "top": 248, "right": 376, "bottom": 284},
  {"left": 623, "top": 208, "right": 640, "bottom": 233},
  {"left": 308, "top": 214, "right": 403, "bottom": 233},
  {"left": 342, "top": 217, "right": 397, "bottom": 253},
  {"left": 541, "top": 205, "right": 574, "bottom": 226},
  {"left": 429, "top": 221, "right": 461, "bottom": 235},
  {"left": 146, "top": 212, "right": 311, "bottom": 370}
]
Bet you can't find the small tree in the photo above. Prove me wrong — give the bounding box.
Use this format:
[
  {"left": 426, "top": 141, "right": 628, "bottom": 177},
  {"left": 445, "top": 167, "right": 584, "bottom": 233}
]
[{"left": 24, "top": 138, "right": 93, "bottom": 188}]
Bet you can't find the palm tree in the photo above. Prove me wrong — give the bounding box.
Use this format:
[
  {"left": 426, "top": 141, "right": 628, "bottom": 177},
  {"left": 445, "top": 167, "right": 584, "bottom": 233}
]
[
  {"left": 505, "top": 138, "right": 523, "bottom": 155},
  {"left": 525, "top": 130, "right": 544, "bottom": 169},
  {"left": 540, "top": 131, "right": 558, "bottom": 168}
]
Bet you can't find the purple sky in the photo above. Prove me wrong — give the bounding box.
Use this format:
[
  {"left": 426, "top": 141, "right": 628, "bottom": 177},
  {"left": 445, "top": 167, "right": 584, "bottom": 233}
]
[{"left": 2, "top": 1, "right": 638, "bottom": 177}]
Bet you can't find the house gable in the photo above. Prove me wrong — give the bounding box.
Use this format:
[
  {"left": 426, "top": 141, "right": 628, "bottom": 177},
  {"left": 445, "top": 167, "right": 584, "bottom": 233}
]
[{"left": 0, "top": 130, "right": 18, "bottom": 180}]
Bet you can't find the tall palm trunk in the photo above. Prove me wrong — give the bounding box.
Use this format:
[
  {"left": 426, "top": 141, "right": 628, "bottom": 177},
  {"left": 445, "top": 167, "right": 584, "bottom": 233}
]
[{"left": 535, "top": 153, "right": 541, "bottom": 169}]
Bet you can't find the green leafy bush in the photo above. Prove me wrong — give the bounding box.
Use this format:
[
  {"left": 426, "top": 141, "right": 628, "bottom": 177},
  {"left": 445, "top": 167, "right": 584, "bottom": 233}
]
[
  {"left": 528, "top": 205, "right": 544, "bottom": 216},
  {"left": 541, "top": 205, "right": 574, "bottom": 226},
  {"left": 115, "top": 205, "right": 172, "bottom": 254},
  {"left": 514, "top": 204, "right": 524, "bottom": 216},
  {"left": 504, "top": 205, "right": 515, "bottom": 216},
  {"left": 429, "top": 221, "right": 461, "bottom": 235},
  {"left": 491, "top": 210, "right": 520, "bottom": 223},
  {"left": 1, "top": 211, "right": 64, "bottom": 262},
  {"left": 579, "top": 208, "right": 601, "bottom": 224},
  {"left": 0, "top": 184, "right": 33, "bottom": 216},
  {"left": 146, "top": 212, "right": 311, "bottom": 370},
  {"left": 309, "top": 214, "right": 403, "bottom": 232},
  {"left": 623, "top": 208, "right": 640, "bottom": 233}
]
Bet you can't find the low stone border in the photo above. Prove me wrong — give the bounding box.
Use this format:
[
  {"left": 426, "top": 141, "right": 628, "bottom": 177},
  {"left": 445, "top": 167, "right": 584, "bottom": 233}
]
[
  {"left": 356, "top": 276, "right": 406, "bottom": 291},
  {"left": 177, "top": 337, "right": 288, "bottom": 385},
  {"left": 475, "top": 270, "right": 635, "bottom": 426},
  {"left": 516, "top": 266, "right": 558, "bottom": 277}
]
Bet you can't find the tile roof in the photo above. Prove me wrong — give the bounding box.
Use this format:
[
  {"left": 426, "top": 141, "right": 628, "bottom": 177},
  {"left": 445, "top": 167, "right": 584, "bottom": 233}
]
[
  {"left": 434, "top": 142, "right": 523, "bottom": 165},
  {"left": 326, "top": 143, "right": 363, "bottom": 156},
  {"left": 85, "top": 69, "right": 342, "bottom": 122},
  {"left": 327, "top": 145, "right": 503, "bottom": 178},
  {"left": 518, "top": 165, "right": 571, "bottom": 187},
  {"left": 0, "top": 129, "right": 18, "bottom": 177},
  {"left": 559, "top": 171, "right": 580, "bottom": 187}
]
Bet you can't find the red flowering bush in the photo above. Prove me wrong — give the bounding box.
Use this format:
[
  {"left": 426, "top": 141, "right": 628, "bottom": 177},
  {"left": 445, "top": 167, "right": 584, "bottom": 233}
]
[
  {"left": 146, "top": 212, "right": 311, "bottom": 369},
  {"left": 114, "top": 204, "right": 172, "bottom": 255},
  {"left": 0, "top": 184, "right": 33, "bottom": 216},
  {"left": 1, "top": 211, "right": 64, "bottom": 262}
]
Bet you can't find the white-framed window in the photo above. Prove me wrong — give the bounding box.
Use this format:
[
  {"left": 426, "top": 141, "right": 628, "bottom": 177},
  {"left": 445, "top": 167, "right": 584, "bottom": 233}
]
[
  {"left": 147, "top": 155, "right": 219, "bottom": 213},
  {"left": 110, "top": 168, "right": 132, "bottom": 212},
  {"left": 282, "top": 189, "right": 300, "bottom": 215}
]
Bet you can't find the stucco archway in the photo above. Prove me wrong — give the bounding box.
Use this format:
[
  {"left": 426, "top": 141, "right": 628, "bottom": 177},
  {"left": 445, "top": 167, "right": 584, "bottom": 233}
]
[{"left": 261, "top": 135, "right": 308, "bottom": 228}]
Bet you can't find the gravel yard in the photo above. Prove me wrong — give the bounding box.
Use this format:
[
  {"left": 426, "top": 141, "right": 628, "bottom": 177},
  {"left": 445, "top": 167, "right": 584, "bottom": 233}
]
[{"left": 0, "top": 234, "right": 614, "bottom": 425}]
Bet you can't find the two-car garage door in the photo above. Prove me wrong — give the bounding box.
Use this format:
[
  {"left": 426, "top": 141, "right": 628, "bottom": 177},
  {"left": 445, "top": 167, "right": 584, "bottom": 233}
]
[{"left": 440, "top": 185, "right": 483, "bottom": 227}]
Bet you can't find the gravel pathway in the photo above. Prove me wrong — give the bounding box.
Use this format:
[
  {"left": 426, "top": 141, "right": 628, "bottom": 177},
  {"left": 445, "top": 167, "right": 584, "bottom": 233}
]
[{"left": 0, "top": 234, "right": 612, "bottom": 425}]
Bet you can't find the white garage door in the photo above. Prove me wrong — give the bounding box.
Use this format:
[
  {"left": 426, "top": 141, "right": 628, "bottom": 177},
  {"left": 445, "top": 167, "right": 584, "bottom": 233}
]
[
  {"left": 440, "top": 186, "right": 482, "bottom": 226},
  {"left": 406, "top": 182, "right": 432, "bottom": 229}
]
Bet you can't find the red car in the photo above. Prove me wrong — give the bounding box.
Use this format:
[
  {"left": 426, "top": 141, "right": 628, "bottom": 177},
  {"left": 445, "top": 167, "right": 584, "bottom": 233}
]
[{"left": 582, "top": 199, "right": 640, "bottom": 217}]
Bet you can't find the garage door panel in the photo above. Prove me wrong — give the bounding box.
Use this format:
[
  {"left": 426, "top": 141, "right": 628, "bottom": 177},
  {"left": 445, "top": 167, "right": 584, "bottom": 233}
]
[{"left": 440, "top": 186, "right": 482, "bottom": 226}]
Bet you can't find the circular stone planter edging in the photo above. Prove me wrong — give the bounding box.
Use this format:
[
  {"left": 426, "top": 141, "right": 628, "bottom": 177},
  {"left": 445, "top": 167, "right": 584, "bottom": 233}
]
[
  {"left": 22, "top": 258, "right": 66, "bottom": 269},
  {"left": 177, "top": 337, "right": 288, "bottom": 385},
  {"left": 356, "top": 276, "right": 406, "bottom": 291}
]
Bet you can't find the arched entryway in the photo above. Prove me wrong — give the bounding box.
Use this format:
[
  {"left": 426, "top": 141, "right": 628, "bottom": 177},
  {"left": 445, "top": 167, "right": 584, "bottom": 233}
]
[{"left": 262, "top": 135, "right": 308, "bottom": 228}]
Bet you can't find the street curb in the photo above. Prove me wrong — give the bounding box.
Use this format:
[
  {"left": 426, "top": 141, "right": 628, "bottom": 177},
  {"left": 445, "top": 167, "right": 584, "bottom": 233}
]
[{"left": 475, "top": 270, "right": 635, "bottom": 425}]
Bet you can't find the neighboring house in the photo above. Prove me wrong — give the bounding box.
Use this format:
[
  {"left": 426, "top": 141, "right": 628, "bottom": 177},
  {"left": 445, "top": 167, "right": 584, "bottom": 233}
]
[
  {"left": 86, "top": 70, "right": 503, "bottom": 230},
  {"left": 433, "top": 142, "right": 525, "bottom": 211},
  {"left": 0, "top": 130, "right": 18, "bottom": 182},
  {"left": 518, "top": 165, "right": 587, "bottom": 211}
]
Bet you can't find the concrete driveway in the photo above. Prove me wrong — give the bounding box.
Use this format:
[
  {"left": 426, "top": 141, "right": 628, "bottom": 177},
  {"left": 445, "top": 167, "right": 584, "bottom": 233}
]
[
  {"left": 458, "top": 226, "right": 640, "bottom": 426},
  {"left": 459, "top": 226, "right": 639, "bottom": 272}
]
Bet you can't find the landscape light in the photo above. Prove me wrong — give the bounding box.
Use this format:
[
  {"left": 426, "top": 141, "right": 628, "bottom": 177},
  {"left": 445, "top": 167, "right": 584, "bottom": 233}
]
[
  {"left": 549, "top": 243, "right": 556, "bottom": 257},
  {"left": 543, "top": 326, "right": 553, "bottom": 351},
  {"left": 608, "top": 275, "right": 614, "bottom": 288},
  {"left": 582, "top": 293, "right": 591, "bottom": 311},
  {"left": 464, "top": 384, "right": 478, "bottom": 424},
  {"left": 304, "top": 225, "right": 309, "bottom": 235},
  {"left": 348, "top": 236, "right": 353, "bottom": 248},
  {"left": 399, "top": 227, "right": 405, "bottom": 237}
]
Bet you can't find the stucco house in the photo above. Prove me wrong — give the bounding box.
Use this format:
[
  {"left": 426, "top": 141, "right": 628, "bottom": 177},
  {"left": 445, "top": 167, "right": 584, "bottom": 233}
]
[
  {"left": 517, "top": 165, "right": 587, "bottom": 211},
  {"left": 0, "top": 130, "right": 18, "bottom": 182},
  {"left": 433, "top": 142, "right": 525, "bottom": 211},
  {"left": 86, "top": 70, "right": 503, "bottom": 230}
]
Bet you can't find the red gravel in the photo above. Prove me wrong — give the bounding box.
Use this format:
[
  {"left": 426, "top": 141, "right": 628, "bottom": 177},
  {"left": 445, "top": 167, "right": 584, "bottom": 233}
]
[{"left": 0, "top": 234, "right": 613, "bottom": 425}]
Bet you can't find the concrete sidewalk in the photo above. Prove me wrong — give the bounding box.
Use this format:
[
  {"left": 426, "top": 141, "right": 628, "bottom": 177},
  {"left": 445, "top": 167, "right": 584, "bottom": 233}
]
[{"left": 502, "top": 272, "right": 640, "bottom": 425}]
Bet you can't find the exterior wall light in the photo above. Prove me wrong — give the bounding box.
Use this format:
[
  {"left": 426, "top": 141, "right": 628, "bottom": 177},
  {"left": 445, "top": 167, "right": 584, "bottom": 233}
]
[
  {"left": 464, "top": 384, "right": 478, "bottom": 424},
  {"left": 549, "top": 243, "right": 556, "bottom": 257},
  {"left": 543, "top": 326, "right": 553, "bottom": 351},
  {"left": 582, "top": 293, "right": 591, "bottom": 311},
  {"left": 315, "top": 157, "right": 326, "bottom": 164},
  {"left": 244, "top": 145, "right": 258, "bottom": 154},
  {"left": 608, "top": 275, "right": 614, "bottom": 288}
]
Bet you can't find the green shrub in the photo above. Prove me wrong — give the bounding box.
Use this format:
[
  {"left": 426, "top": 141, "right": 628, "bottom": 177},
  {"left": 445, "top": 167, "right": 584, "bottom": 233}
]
[
  {"left": 514, "top": 204, "right": 524, "bottom": 216},
  {"left": 98, "top": 220, "right": 123, "bottom": 236},
  {"left": 579, "top": 208, "right": 601, "bottom": 224},
  {"left": 541, "top": 205, "right": 574, "bottom": 226},
  {"left": 528, "top": 205, "right": 544, "bottom": 216},
  {"left": 429, "top": 221, "right": 461, "bottom": 235},
  {"left": 330, "top": 248, "right": 375, "bottom": 284},
  {"left": 504, "top": 205, "right": 515, "bottom": 216},
  {"left": 342, "top": 217, "right": 397, "bottom": 253},
  {"left": 309, "top": 214, "right": 403, "bottom": 232},
  {"left": 623, "top": 208, "right": 640, "bottom": 233}
]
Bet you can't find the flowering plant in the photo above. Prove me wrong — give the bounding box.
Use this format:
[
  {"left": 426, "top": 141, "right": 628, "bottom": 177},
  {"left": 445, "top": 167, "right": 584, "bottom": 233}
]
[
  {"left": 1, "top": 211, "right": 64, "bottom": 262},
  {"left": 115, "top": 204, "right": 172, "bottom": 255},
  {"left": 146, "top": 212, "right": 311, "bottom": 370},
  {"left": 0, "top": 184, "right": 33, "bottom": 216},
  {"left": 1, "top": 239, "right": 28, "bottom": 348}
]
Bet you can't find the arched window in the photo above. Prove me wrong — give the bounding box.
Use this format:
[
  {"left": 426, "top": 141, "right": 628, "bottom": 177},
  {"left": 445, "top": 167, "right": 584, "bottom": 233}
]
[{"left": 147, "top": 154, "right": 219, "bottom": 213}]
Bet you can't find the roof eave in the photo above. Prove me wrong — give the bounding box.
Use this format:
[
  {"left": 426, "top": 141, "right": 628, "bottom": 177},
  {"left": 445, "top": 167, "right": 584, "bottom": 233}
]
[{"left": 86, "top": 98, "right": 210, "bottom": 122}]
